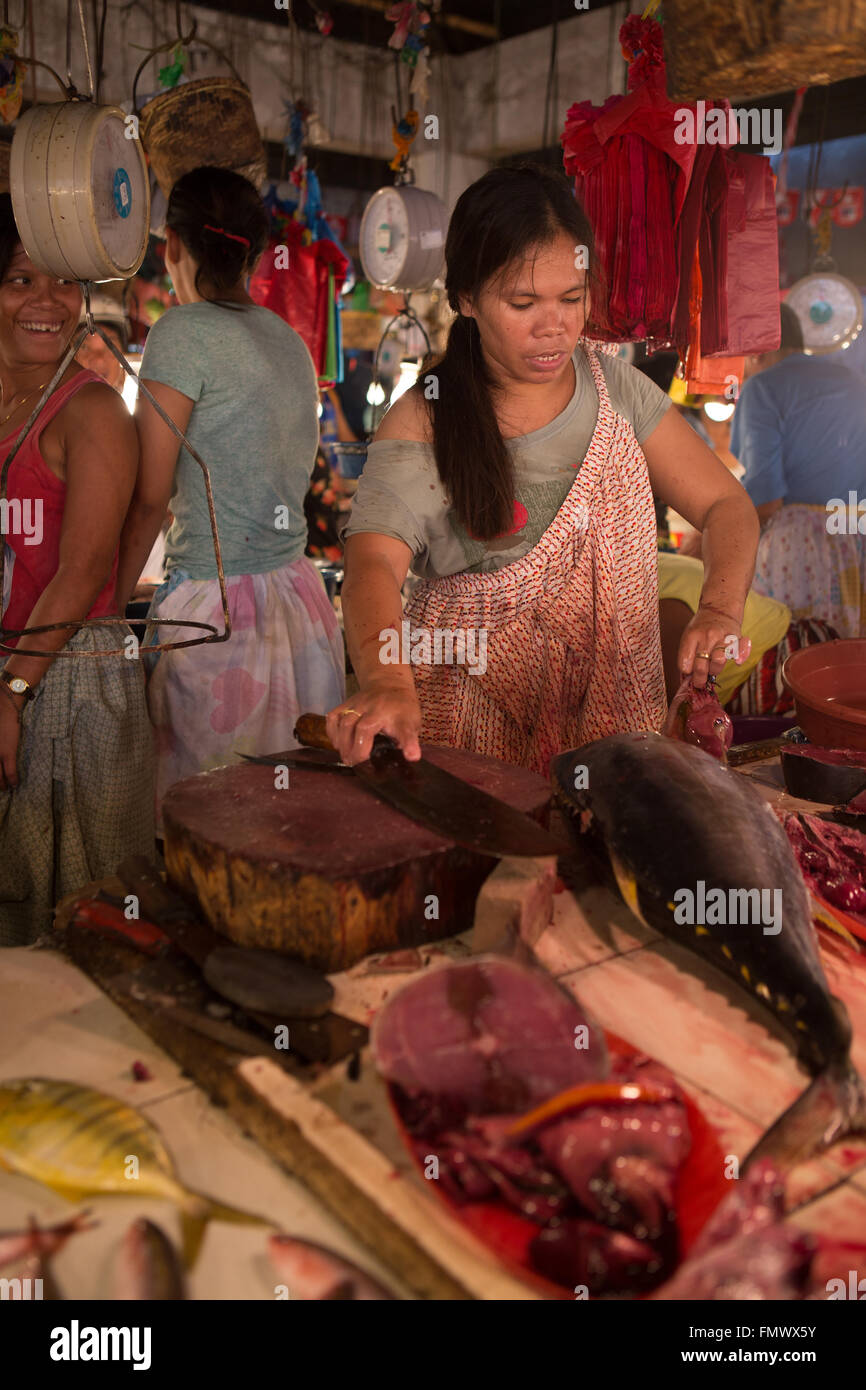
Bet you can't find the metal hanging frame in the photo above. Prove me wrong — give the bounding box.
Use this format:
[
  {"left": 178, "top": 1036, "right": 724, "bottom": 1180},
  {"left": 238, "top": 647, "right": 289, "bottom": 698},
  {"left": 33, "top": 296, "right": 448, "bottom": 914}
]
[
  {"left": 0, "top": 285, "right": 231, "bottom": 657},
  {"left": 369, "top": 294, "right": 432, "bottom": 435}
]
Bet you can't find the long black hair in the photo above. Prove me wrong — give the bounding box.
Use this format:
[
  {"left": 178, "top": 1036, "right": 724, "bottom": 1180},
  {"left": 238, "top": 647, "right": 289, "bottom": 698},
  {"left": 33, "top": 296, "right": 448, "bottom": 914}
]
[
  {"left": 0, "top": 193, "right": 20, "bottom": 280},
  {"left": 165, "top": 166, "right": 269, "bottom": 305},
  {"left": 424, "top": 164, "right": 601, "bottom": 540}
]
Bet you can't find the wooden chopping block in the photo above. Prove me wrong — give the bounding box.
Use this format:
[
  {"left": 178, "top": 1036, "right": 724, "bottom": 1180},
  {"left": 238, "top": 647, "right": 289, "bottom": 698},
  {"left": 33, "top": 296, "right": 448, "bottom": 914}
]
[{"left": 162, "top": 746, "right": 552, "bottom": 973}]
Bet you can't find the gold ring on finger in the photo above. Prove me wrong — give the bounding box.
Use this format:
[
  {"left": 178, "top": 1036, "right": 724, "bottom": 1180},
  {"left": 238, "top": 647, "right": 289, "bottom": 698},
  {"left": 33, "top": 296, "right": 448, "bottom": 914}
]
[
  {"left": 696, "top": 650, "right": 711, "bottom": 660},
  {"left": 338, "top": 707, "right": 362, "bottom": 718}
]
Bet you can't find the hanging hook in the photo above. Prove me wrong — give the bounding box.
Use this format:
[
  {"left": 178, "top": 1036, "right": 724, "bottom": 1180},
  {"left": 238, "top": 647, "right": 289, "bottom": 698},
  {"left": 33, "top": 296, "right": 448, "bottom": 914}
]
[
  {"left": 75, "top": 0, "right": 95, "bottom": 100},
  {"left": 81, "top": 281, "right": 96, "bottom": 336},
  {"left": 174, "top": 0, "right": 197, "bottom": 46}
]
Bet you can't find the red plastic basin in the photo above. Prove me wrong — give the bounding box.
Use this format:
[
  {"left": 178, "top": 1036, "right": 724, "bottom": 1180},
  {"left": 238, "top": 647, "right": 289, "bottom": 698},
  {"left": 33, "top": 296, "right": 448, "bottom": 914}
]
[{"left": 782, "top": 639, "right": 866, "bottom": 751}]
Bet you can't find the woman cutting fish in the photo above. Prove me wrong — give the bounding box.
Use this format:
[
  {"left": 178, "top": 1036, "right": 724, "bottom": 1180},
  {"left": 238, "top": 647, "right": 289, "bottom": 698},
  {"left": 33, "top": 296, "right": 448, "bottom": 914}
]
[{"left": 328, "top": 165, "right": 760, "bottom": 773}]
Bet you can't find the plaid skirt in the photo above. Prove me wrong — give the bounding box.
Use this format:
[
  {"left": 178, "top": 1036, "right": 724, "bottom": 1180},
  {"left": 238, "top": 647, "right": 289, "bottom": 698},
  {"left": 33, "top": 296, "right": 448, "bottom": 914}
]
[{"left": 0, "top": 625, "right": 156, "bottom": 946}]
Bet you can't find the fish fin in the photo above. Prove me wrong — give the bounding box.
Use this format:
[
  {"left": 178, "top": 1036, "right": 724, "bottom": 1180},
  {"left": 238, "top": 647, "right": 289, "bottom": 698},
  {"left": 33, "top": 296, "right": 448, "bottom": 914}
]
[
  {"left": 810, "top": 894, "right": 861, "bottom": 952},
  {"left": 608, "top": 850, "right": 651, "bottom": 929},
  {"left": 179, "top": 1192, "right": 274, "bottom": 1268},
  {"left": 743, "top": 1063, "right": 866, "bottom": 1174},
  {"left": 178, "top": 1208, "right": 208, "bottom": 1271}
]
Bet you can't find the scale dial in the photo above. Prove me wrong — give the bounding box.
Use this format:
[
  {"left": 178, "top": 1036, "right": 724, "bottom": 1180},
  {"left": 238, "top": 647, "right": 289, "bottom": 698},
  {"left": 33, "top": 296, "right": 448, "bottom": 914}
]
[
  {"left": 785, "top": 273, "right": 864, "bottom": 355},
  {"left": 11, "top": 102, "right": 150, "bottom": 282},
  {"left": 359, "top": 184, "right": 447, "bottom": 291}
]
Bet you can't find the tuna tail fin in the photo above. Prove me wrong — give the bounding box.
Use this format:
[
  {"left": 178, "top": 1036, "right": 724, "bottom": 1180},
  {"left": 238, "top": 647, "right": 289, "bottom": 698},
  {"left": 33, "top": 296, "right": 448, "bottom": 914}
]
[
  {"left": 179, "top": 1193, "right": 274, "bottom": 1268},
  {"left": 608, "top": 850, "right": 653, "bottom": 931},
  {"left": 743, "top": 1063, "right": 866, "bottom": 1174}
]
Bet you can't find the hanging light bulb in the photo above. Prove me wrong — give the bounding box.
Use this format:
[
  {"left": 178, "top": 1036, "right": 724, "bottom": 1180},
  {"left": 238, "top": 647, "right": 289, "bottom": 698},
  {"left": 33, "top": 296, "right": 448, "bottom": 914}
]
[
  {"left": 389, "top": 358, "right": 421, "bottom": 406},
  {"left": 367, "top": 381, "right": 386, "bottom": 406},
  {"left": 703, "top": 401, "right": 736, "bottom": 423}
]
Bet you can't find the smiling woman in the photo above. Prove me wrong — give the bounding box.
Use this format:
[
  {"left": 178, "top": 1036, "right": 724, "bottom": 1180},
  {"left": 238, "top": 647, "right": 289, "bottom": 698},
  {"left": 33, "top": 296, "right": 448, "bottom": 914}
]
[{"left": 0, "top": 195, "right": 155, "bottom": 945}]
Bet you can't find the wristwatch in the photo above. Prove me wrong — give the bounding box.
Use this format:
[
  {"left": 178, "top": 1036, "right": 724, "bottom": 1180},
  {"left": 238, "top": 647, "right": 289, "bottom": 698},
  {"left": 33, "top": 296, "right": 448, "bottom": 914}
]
[{"left": 1, "top": 670, "right": 35, "bottom": 701}]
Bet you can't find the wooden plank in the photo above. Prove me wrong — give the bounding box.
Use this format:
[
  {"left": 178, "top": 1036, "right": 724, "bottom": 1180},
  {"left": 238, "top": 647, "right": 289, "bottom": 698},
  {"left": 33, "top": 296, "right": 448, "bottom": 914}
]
[{"left": 238, "top": 1057, "right": 541, "bottom": 1301}]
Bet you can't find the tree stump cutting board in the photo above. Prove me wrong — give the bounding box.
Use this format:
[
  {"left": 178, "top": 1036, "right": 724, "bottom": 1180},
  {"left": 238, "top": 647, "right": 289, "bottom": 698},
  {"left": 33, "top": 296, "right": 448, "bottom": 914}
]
[{"left": 162, "top": 746, "right": 552, "bottom": 973}]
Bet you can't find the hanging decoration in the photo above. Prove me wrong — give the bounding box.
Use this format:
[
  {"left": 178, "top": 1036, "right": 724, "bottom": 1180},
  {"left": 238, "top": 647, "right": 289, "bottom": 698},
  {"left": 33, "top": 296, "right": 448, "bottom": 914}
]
[
  {"left": 0, "top": 25, "right": 25, "bottom": 124},
  {"left": 252, "top": 139, "right": 350, "bottom": 388},
  {"left": 561, "top": 13, "right": 781, "bottom": 392},
  {"left": 389, "top": 107, "right": 419, "bottom": 173},
  {"left": 157, "top": 43, "right": 188, "bottom": 91},
  {"left": 387, "top": 2, "right": 432, "bottom": 106}
]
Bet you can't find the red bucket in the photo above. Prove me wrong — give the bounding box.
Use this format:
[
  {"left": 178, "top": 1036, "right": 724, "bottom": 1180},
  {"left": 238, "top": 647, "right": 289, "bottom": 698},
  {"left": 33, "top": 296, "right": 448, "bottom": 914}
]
[{"left": 782, "top": 639, "right": 866, "bottom": 751}]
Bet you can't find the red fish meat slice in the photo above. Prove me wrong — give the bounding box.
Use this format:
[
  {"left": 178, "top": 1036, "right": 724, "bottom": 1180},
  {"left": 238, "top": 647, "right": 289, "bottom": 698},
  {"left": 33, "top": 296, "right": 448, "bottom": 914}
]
[{"left": 370, "top": 958, "right": 609, "bottom": 1115}]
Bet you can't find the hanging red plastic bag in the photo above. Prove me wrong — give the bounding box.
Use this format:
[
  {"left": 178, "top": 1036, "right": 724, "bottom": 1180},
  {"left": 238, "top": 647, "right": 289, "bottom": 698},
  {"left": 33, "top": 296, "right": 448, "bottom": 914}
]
[
  {"left": 713, "top": 152, "right": 781, "bottom": 356},
  {"left": 249, "top": 220, "right": 349, "bottom": 378}
]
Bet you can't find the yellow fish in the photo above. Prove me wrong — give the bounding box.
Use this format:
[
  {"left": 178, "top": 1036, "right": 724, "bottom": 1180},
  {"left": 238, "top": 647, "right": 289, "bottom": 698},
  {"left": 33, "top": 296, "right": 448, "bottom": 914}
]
[{"left": 0, "top": 1079, "right": 271, "bottom": 1264}]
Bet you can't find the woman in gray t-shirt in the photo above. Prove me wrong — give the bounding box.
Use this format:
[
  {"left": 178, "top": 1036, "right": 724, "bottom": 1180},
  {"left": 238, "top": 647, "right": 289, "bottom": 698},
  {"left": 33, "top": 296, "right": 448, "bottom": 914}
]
[
  {"left": 327, "top": 165, "right": 760, "bottom": 775},
  {"left": 115, "top": 167, "right": 345, "bottom": 817}
]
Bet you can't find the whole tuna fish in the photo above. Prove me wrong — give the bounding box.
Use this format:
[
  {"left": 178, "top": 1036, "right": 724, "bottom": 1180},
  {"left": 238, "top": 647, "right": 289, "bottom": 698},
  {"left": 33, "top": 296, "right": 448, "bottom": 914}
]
[{"left": 552, "top": 732, "right": 866, "bottom": 1170}]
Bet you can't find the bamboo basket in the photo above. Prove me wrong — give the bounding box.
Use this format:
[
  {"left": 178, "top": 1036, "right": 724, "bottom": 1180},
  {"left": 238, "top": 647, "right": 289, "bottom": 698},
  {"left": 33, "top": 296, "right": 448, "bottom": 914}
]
[
  {"left": 664, "top": 0, "right": 866, "bottom": 100},
  {"left": 138, "top": 76, "right": 267, "bottom": 199}
]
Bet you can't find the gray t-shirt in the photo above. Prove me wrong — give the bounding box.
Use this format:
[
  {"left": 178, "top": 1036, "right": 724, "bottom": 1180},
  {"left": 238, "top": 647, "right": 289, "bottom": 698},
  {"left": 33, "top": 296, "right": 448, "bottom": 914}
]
[
  {"left": 140, "top": 301, "right": 319, "bottom": 580},
  {"left": 343, "top": 349, "right": 671, "bottom": 578}
]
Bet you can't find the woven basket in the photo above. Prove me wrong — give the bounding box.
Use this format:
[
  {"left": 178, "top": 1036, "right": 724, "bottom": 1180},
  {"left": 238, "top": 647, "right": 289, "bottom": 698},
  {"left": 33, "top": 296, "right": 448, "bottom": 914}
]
[
  {"left": 664, "top": 0, "right": 866, "bottom": 99},
  {"left": 139, "top": 76, "right": 267, "bottom": 199}
]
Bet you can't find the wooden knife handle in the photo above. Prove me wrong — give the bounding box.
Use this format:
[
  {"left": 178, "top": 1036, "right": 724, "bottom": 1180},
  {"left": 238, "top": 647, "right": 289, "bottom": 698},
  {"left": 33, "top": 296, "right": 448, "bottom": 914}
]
[
  {"left": 294, "top": 713, "right": 336, "bottom": 751},
  {"left": 294, "top": 713, "right": 402, "bottom": 761}
]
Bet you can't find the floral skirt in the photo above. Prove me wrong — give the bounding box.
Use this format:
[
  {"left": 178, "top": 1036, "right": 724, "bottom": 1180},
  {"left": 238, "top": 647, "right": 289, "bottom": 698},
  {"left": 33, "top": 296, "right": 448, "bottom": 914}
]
[
  {"left": 146, "top": 555, "right": 345, "bottom": 825},
  {"left": 753, "top": 504, "right": 866, "bottom": 639}
]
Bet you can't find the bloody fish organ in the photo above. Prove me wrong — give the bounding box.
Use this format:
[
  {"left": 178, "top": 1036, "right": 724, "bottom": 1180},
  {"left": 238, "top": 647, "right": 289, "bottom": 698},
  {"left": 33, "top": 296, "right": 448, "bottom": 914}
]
[
  {"left": 664, "top": 676, "right": 733, "bottom": 762},
  {"left": 552, "top": 733, "right": 866, "bottom": 1170},
  {"left": 372, "top": 959, "right": 691, "bottom": 1294},
  {"left": 785, "top": 813, "right": 866, "bottom": 928}
]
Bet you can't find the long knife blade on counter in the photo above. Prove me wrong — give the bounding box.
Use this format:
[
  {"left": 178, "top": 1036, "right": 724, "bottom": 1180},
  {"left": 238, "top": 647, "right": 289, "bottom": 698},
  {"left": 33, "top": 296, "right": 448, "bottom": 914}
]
[
  {"left": 106, "top": 970, "right": 299, "bottom": 1068},
  {"left": 292, "top": 713, "right": 567, "bottom": 859},
  {"left": 238, "top": 749, "right": 353, "bottom": 776}
]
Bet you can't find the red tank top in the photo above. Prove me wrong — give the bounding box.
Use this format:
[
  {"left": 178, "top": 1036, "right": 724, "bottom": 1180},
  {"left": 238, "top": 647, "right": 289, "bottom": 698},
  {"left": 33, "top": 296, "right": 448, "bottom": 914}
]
[{"left": 1, "top": 370, "right": 120, "bottom": 648}]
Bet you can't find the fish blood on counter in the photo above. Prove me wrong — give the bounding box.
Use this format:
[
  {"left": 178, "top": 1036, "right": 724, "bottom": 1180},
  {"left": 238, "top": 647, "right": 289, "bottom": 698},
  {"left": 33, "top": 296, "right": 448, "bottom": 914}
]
[{"left": 372, "top": 958, "right": 692, "bottom": 1295}]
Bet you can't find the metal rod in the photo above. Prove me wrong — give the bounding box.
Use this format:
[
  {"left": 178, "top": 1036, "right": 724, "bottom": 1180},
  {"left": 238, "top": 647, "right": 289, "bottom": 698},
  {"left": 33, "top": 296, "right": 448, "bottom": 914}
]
[
  {"left": 75, "top": 0, "right": 95, "bottom": 99},
  {"left": 12, "top": 54, "right": 72, "bottom": 98},
  {"left": 0, "top": 302, "right": 232, "bottom": 658}
]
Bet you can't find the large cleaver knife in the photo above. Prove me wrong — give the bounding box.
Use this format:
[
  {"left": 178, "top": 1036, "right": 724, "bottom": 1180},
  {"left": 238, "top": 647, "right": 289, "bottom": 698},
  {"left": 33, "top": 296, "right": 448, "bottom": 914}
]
[{"left": 268, "top": 712, "right": 568, "bottom": 859}]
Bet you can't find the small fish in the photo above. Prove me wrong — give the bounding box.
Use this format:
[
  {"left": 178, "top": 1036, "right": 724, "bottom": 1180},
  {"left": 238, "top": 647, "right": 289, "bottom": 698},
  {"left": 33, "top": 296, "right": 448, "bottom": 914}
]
[
  {"left": 115, "top": 1219, "right": 185, "bottom": 1300},
  {"left": 0, "top": 1210, "right": 95, "bottom": 1269},
  {"left": 268, "top": 1235, "right": 395, "bottom": 1300},
  {"left": 20, "top": 1249, "right": 64, "bottom": 1301},
  {"left": 553, "top": 733, "right": 866, "bottom": 1172},
  {"left": 0, "top": 1079, "right": 271, "bottom": 1265}
]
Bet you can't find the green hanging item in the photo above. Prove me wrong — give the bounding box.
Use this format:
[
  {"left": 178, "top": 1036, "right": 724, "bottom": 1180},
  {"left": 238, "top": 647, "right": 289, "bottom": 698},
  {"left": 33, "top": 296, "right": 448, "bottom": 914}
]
[
  {"left": 158, "top": 45, "right": 188, "bottom": 90},
  {"left": 322, "top": 265, "right": 338, "bottom": 385}
]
